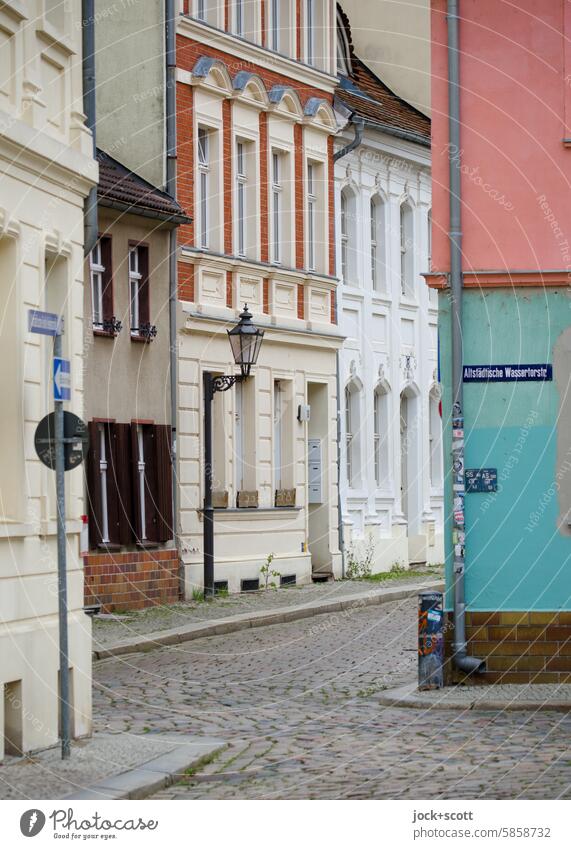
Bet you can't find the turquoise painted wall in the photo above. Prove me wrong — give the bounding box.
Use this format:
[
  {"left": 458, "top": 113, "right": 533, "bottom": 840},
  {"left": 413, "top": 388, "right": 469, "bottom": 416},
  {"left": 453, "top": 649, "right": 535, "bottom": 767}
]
[{"left": 439, "top": 287, "right": 571, "bottom": 611}]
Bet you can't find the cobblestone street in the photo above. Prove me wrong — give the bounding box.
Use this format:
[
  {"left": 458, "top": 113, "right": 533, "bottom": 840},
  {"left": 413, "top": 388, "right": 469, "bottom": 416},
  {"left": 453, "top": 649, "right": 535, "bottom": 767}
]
[{"left": 93, "top": 598, "right": 571, "bottom": 800}]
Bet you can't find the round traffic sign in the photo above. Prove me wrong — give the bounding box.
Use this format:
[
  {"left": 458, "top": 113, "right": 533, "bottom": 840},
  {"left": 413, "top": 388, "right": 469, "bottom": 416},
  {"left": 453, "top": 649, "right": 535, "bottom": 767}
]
[{"left": 34, "top": 412, "right": 89, "bottom": 471}]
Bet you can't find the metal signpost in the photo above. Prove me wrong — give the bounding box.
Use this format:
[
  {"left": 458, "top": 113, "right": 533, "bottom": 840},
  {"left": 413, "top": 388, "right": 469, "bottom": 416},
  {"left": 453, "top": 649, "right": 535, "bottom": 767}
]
[{"left": 30, "top": 310, "right": 88, "bottom": 760}]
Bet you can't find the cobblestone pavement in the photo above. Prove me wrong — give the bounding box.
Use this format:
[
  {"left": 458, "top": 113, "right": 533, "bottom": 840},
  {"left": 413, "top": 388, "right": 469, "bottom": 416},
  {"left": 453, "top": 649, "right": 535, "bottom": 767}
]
[
  {"left": 92, "top": 567, "right": 442, "bottom": 648},
  {"left": 93, "top": 598, "right": 571, "bottom": 800}
]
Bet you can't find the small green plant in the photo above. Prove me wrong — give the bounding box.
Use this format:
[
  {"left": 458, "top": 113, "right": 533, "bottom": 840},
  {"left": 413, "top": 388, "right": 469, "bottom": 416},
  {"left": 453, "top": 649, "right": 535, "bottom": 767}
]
[
  {"left": 191, "top": 587, "right": 205, "bottom": 603},
  {"left": 345, "top": 534, "right": 377, "bottom": 579},
  {"left": 260, "top": 552, "right": 281, "bottom": 589},
  {"left": 389, "top": 559, "right": 407, "bottom": 575},
  {"left": 215, "top": 586, "right": 229, "bottom": 598}
]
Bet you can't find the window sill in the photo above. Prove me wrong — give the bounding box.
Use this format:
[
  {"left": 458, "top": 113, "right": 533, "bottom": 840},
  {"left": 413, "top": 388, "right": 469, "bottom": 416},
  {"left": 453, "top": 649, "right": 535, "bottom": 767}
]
[
  {"left": 130, "top": 333, "right": 152, "bottom": 344},
  {"left": 97, "top": 543, "right": 122, "bottom": 552},
  {"left": 93, "top": 328, "right": 116, "bottom": 339},
  {"left": 136, "top": 541, "right": 160, "bottom": 550}
]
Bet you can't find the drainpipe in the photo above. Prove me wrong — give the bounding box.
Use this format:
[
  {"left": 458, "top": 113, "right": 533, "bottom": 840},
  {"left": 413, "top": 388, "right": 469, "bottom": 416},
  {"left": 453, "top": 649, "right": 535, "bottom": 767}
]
[
  {"left": 165, "top": 0, "right": 182, "bottom": 595},
  {"left": 82, "top": 0, "right": 97, "bottom": 257},
  {"left": 447, "top": 0, "right": 484, "bottom": 674},
  {"left": 331, "top": 115, "right": 364, "bottom": 576},
  {"left": 333, "top": 115, "right": 364, "bottom": 163}
]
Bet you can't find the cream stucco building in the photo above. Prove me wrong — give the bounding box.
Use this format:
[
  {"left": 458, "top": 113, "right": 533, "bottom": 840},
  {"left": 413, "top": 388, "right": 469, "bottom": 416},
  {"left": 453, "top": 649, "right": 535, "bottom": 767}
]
[
  {"left": 0, "top": 1, "right": 97, "bottom": 759},
  {"left": 335, "top": 9, "right": 443, "bottom": 571}
]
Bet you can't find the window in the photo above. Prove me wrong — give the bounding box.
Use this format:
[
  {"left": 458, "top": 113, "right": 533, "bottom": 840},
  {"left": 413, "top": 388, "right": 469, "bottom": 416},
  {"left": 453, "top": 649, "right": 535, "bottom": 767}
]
[
  {"left": 234, "top": 0, "right": 257, "bottom": 40},
  {"left": 307, "top": 162, "right": 316, "bottom": 271},
  {"left": 274, "top": 380, "right": 283, "bottom": 489},
  {"left": 271, "top": 151, "right": 282, "bottom": 264},
  {"left": 400, "top": 202, "right": 414, "bottom": 297},
  {"left": 271, "top": 0, "right": 280, "bottom": 50},
  {"left": 235, "top": 138, "right": 256, "bottom": 259},
  {"left": 196, "top": 0, "right": 205, "bottom": 19},
  {"left": 340, "top": 191, "right": 348, "bottom": 280},
  {"left": 235, "top": 380, "right": 245, "bottom": 491},
  {"left": 427, "top": 208, "right": 432, "bottom": 268},
  {"left": 90, "top": 237, "right": 114, "bottom": 332},
  {"left": 87, "top": 422, "right": 173, "bottom": 549},
  {"left": 345, "top": 386, "right": 353, "bottom": 486},
  {"left": 374, "top": 387, "right": 389, "bottom": 488},
  {"left": 198, "top": 126, "right": 209, "bottom": 249},
  {"left": 236, "top": 0, "right": 244, "bottom": 35},
  {"left": 236, "top": 141, "right": 247, "bottom": 257},
  {"left": 129, "top": 245, "right": 150, "bottom": 337},
  {"left": 306, "top": 0, "right": 314, "bottom": 65},
  {"left": 370, "top": 196, "right": 385, "bottom": 291}
]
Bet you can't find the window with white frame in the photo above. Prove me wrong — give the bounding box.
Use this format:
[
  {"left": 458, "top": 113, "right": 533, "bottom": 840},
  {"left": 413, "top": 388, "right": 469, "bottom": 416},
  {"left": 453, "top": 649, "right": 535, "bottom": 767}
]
[
  {"left": 270, "top": 0, "right": 280, "bottom": 50},
  {"left": 234, "top": 0, "right": 258, "bottom": 40},
  {"left": 305, "top": 0, "right": 326, "bottom": 69},
  {"left": 274, "top": 380, "right": 283, "bottom": 489},
  {"left": 235, "top": 137, "right": 256, "bottom": 259},
  {"left": 306, "top": 0, "right": 315, "bottom": 64},
  {"left": 90, "top": 241, "right": 104, "bottom": 327},
  {"left": 98, "top": 424, "right": 110, "bottom": 544},
  {"left": 345, "top": 384, "right": 360, "bottom": 488},
  {"left": 400, "top": 201, "right": 414, "bottom": 297},
  {"left": 427, "top": 208, "right": 432, "bottom": 268},
  {"left": 340, "top": 187, "right": 356, "bottom": 283},
  {"left": 197, "top": 126, "right": 210, "bottom": 249},
  {"left": 370, "top": 196, "right": 385, "bottom": 291},
  {"left": 271, "top": 150, "right": 282, "bottom": 264},
  {"left": 307, "top": 160, "right": 325, "bottom": 272},
  {"left": 269, "top": 0, "right": 293, "bottom": 54},
  {"left": 340, "top": 191, "right": 348, "bottom": 280},
  {"left": 374, "top": 386, "right": 389, "bottom": 488},
  {"left": 194, "top": 0, "right": 218, "bottom": 25},
  {"left": 129, "top": 245, "right": 149, "bottom": 337},
  {"left": 236, "top": 140, "right": 247, "bottom": 257},
  {"left": 90, "top": 236, "right": 114, "bottom": 332}
]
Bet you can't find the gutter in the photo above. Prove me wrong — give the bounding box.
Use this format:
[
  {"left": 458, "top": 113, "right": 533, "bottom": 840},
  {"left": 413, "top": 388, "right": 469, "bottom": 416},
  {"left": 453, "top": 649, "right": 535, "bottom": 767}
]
[
  {"left": 165, "top": 0, "right": 183, "bottom": 598},
  {"left": 82, "top": 0, "right": 98, "bottom": 256},
  {"left": 446, "top": 0, "right": 484, "bottom": 675},
  {"left": 97, "top": 197, "right": 190, "bottom": 226}
]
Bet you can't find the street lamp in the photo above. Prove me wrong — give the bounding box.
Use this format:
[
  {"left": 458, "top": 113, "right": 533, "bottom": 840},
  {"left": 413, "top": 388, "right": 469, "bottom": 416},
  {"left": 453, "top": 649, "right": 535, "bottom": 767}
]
[{"left": 203, "top": 304, "right": 264, "bottom": 597}]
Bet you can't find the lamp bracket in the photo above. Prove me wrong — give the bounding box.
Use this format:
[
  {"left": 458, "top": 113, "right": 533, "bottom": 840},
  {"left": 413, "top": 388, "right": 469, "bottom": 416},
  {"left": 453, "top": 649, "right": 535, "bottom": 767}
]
[{"left": 212, "top": 374, "right": 244, "bottom": 394}]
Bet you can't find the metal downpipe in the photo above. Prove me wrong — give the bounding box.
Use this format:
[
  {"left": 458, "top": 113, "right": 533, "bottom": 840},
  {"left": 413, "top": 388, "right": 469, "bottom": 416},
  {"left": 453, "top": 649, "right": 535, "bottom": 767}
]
[
  {"left": 333, "top": 115, "right": 364, "bottom": 163},
  {"left": 165, "top": 0, "right": 181, "bottom": 596},
  {"left": 82, "top": 0, "right": 97, "bottom": 257},
  {"left": 447, "top": 0, "right": 484, "bottom": 675}
]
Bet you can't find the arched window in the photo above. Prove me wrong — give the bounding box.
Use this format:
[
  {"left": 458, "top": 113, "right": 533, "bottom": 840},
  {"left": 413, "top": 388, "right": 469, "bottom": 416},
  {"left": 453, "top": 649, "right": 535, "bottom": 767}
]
[
  {"left": 400, "top": 201, "right": 414, "bottom": 297},
  {"left": 340, "top": 187, "right": 356, "bottom": 283},
  {"left": 345, "top": 382, "right": 361, "bottom": 488},
  {"left": 429, "top": 390, "right": 443, "bottom": 489},
  {"left": 370, "top": 195, "right": 385, "bottom": 291},
  {"left": 374, "top": 385, "right": 389, "bottom": 488}
]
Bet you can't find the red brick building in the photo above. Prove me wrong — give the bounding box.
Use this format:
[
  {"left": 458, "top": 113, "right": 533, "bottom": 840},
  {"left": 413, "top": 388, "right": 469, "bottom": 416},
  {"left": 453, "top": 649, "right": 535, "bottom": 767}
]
[{"left": 175, "top": 1, "right": 344, "bottom": 593}]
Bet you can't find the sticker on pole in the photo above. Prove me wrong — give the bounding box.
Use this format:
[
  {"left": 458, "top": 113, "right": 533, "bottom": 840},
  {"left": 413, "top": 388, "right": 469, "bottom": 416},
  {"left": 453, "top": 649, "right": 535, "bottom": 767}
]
[
  {"left": 34, "top": 412, "right": 89, "bottom": 471},
  {"left": 53, "top": 358, "right": 71, "bottom": 401}
]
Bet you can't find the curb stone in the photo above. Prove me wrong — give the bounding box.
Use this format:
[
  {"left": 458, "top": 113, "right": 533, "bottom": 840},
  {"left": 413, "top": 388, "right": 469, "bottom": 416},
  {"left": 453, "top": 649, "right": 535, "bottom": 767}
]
[
  {"left": 378, "top": 682, "right": 571, "bottom": 712},
  {"left": 63, "top": 735, "right": 227, "bottom": 800},
  {"left": 93, "top": 580, "right": 444, "bottom": 660}
]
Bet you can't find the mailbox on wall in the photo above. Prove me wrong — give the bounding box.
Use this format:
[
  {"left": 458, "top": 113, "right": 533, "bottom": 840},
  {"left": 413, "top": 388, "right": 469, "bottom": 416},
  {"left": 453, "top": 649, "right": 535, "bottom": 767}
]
[{"left": 308, "top": 438, "right": 322, "bottom": 504}]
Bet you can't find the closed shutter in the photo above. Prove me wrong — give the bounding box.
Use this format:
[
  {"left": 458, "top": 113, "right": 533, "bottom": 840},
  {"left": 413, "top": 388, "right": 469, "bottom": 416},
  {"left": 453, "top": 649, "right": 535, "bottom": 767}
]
[
  {"left": 86, "top": 420, "right": 102, "bottom": 548},
  {"left": 100, "top": 236, "right": 113, "bottom": 322},
  {"left": 138, "top": 246, "right": 150, "bottom": 326},
  {"left": 154, "top": 425, "right": 173, "bottom": 542},
  {"left": 113, "top": 423, "right": 134, "bottom": 545},
  {"left": 143, "top": 426, "right": 158, "bottom": 542}
]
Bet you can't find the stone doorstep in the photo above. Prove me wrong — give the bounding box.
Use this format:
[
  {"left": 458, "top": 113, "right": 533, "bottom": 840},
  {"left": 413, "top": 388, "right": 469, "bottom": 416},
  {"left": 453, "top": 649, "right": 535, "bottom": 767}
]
[
  {"left": 63, "top": 736, "right": 227, "bottom": 800},
  {"left": 93, "top": 580, "right": 445, "bottom": 660},
  {"left": 378, "top": 682, "right": 571, "bottom": 712}
]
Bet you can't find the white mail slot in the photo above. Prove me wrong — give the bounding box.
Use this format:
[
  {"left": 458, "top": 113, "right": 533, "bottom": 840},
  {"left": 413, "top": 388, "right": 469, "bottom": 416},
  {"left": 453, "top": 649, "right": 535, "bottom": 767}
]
[{"left": 308, "top": 439, "right": 322, "bottom": 503}]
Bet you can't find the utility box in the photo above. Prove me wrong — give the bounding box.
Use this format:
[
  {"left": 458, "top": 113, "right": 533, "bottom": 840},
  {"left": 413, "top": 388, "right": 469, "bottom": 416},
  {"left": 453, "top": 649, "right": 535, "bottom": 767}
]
[
  {"left": 418, "top": 590, "right": 444, "bottom": 690},
  {"left": 308, "top": 438, "right": 322, "bottom": 504}
]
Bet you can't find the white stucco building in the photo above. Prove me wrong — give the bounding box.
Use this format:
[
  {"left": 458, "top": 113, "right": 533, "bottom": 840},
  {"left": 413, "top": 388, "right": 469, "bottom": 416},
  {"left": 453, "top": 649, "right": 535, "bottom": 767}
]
[
  {"left": 335, "top": 8, "right": 443, "bottom": 571},
  {"left": 0, "top": 1, "right": 96, "bottom": 759}
]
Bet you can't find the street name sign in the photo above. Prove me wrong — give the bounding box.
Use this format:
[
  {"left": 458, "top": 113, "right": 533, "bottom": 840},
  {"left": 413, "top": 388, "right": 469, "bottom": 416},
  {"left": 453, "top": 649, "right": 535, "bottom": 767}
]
[
  {"left": 28, "top": 309, "right": 61, "bottom": 336},
  {"left": 53, "top": 357, "right": 71, "bottom": 401},
  {"left": 465, "top": 468, "right": 498, "bottom": 493},
  {"left": 34, "top": 412, "right": 89, "bottom": 471},
  {"left": 463, "top": 364, "right": 552, "bottom": 382}
]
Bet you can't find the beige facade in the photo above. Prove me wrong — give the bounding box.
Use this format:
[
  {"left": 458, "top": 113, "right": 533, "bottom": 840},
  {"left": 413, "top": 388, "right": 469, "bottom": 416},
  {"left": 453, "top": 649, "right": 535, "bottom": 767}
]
[
  {"left": 83, "top": 209, "right": 173, "bottom": 425},
  {"left": 339, "top": 0, "right": 430, "bottom": 115},
  {"left": 0, "top": 0, "right": 97, "bottom": 759},
  {"left": 95, "top": 0, "right": 166, "bottom": 187}
]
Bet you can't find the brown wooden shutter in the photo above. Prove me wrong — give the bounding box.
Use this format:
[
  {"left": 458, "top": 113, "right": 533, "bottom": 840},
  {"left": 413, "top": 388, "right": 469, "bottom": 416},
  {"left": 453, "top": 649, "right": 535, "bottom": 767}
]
[
  {"left": 86, "top": 421, "right": 102, "bottom": 548},
  {"left": 138, "top": 246, "right": 150, "bottom": 326},
  {"left": 112, "top": 423, "right": 134, "bottom": 546},
  {"left": 154, "top": 425, "right": 173, "bottom": 542},
  {"left": 100, "top": 236, "right": 113, "bottom": 322},
  {"left": 130, "top": 424, "right": 143, "bottom": 542},
  {"left": 143, "top": 426, "right": 158, "bottom": 542},
  {"left": 105, "top": 424, "right": 120, "bottom": 545}
]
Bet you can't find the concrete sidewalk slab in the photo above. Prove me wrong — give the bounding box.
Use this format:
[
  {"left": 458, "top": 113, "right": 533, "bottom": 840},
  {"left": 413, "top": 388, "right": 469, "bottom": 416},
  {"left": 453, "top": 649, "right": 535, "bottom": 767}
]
[
  {"left": 379, "top": 681, "right": 571, "bottom": 712},
  {"left": 63, "top": 735, "right": 226, "bottom": 800},
  {"left": 93, "top": 580, "right": 444, "bottom": 660}
]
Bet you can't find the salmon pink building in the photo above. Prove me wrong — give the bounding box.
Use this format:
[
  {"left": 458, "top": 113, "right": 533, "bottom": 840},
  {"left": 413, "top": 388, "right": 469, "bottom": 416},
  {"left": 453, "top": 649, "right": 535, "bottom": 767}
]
[{"left": 430, "top": 0, "right": 571, "bottom": 682}]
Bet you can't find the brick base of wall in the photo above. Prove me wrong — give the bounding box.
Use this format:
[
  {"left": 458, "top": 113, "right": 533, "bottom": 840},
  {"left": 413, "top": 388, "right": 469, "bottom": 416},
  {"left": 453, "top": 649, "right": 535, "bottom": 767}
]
[
  {"left": 444, "top": 611, "right": 571, "bottom": 684},
  {"left": 84, "top": 549, "right": 180, "bottom": 613}
]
